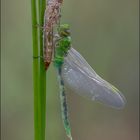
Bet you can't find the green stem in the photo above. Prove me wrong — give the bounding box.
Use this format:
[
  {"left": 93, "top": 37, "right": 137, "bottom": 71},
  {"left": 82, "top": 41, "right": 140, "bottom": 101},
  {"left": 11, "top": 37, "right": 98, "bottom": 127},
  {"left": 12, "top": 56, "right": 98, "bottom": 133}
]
[
  {"left": 31, "top": 0, "right": 46, "bottom": 140},
  {"left": 38, "top": 0, "right": 46, "bottom": 140}
]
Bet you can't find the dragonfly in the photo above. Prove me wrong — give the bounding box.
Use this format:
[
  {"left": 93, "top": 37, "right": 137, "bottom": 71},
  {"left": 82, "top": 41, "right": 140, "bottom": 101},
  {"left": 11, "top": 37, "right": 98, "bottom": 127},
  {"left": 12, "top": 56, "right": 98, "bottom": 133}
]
[{"left": 54, "top": 24, "right": 126, "bottom": 140}]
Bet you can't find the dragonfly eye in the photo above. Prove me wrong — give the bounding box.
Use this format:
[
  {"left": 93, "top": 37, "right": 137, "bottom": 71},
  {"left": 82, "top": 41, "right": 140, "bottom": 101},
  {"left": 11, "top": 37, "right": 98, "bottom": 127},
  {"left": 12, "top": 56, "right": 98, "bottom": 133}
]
[
  {"left": 65, "top": 29, "right": 70, "bottom": 35},
  {"left": 62, "top": 30, "right": 70, "bottom": 36},
  {"left": 58, "top": 24, "right": 70, "bottom": 37}
]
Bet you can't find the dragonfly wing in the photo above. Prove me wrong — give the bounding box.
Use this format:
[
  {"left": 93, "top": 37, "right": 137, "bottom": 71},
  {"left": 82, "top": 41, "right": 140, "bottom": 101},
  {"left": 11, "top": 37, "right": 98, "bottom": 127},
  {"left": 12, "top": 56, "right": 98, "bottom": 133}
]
[{"left": 62, "top": 48, "right": 126, "bottom": 109}]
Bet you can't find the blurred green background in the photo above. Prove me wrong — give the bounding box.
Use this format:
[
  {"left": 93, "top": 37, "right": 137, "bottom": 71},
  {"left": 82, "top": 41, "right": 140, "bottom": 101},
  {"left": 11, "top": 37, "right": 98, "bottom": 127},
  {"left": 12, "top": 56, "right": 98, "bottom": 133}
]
[{"left": 1, "top": 0, "right": 139, "bottom": 140}]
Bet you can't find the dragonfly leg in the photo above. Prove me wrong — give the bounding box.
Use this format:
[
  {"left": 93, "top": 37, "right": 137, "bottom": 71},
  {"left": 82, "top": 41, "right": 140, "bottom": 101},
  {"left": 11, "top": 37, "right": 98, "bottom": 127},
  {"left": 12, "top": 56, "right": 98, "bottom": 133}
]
[{"left": 54, "top": 34, "right": 62, "bottom": 48}]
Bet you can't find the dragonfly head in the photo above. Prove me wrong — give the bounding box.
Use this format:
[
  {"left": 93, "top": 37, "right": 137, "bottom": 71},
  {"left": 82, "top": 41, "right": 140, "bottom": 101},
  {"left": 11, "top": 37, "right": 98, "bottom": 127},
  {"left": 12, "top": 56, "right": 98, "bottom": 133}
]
[{"left": 58, "top": 24, "right": 70, "bottom": 37}]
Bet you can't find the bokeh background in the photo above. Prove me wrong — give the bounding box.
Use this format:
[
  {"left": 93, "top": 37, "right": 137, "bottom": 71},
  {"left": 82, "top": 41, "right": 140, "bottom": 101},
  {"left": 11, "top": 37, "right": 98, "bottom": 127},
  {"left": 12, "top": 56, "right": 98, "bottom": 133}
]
[{"left": 1, "top": 0, "right": 139, "bottom": 140}]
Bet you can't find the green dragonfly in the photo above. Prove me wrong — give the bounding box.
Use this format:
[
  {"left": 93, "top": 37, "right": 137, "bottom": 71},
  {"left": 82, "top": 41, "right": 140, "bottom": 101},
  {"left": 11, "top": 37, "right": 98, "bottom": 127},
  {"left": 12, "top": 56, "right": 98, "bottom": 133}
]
[{"left": 54, "top": 24, "right": 126, "bottom": 140}]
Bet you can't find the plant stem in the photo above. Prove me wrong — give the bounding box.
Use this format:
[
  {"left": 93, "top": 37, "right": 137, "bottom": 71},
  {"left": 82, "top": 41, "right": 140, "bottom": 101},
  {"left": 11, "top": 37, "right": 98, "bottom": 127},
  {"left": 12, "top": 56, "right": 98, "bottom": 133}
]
[
  {"left": 31, "top": 0, "right": 40, "bottom": 140},
  {"left": 31, "top": 0, "right": 46, "bottom": 140},
  {"left": 38, "top": 0, "right": 47, "bottom": 140}
]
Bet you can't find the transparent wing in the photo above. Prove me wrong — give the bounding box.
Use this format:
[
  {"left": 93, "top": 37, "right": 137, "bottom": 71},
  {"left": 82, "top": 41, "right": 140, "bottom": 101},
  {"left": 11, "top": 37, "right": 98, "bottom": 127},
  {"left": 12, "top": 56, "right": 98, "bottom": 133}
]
[{"left": 62, "top": 48, "right": 126, "bottom": 109}]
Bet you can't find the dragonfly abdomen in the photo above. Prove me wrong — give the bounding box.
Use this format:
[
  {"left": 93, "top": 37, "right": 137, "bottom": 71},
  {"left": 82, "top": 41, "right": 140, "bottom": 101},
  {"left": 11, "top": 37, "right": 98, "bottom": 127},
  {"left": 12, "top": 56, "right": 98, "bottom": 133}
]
[{"left": 57, "top": 67, "right": 72, "bottom": 139}]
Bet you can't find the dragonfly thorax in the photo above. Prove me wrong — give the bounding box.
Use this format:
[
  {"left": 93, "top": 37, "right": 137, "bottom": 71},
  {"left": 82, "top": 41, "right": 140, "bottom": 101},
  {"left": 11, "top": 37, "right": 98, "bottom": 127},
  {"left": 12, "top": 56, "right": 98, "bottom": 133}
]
[
  {"left": 54, "top": 36, "right": 71, "bottom": 67},
  {"left": 54, "top": 24, "right": 72, "bottom": 68}
]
